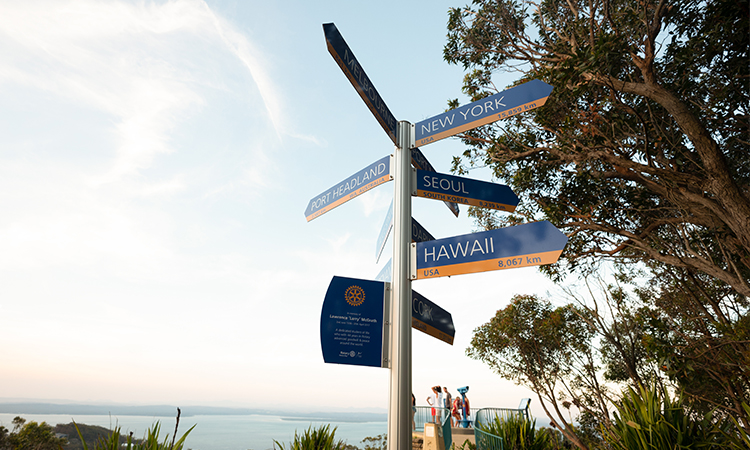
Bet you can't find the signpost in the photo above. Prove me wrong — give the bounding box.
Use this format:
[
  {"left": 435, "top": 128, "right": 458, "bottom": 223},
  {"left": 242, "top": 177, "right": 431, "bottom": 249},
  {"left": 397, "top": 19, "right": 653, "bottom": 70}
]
[
  {"left": 414, "top": 169, "right": 519, "bottom": 212},
  {"left": 323, "top": 23, "right": 398, "bottom": 144},
  {"left": 312, "top": 22, "right": 561, "bottom": 450},
  {"left": 411, "top": 221, "right": 568, "bottom": 280},
  {"left": 320, "top": 276, "right": 388, "bottom": 368},
  {"left": 414, "top": 80, "right": 553, "bottom": 147},
  {"left": 304, "top": 155, "right": 392, "bottom": 222}
]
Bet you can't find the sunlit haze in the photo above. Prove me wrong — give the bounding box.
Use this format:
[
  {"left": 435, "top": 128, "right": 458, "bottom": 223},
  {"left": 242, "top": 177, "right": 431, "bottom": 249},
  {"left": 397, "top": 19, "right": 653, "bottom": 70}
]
[{"left": 0, "top": 0, "right": 562, "bottom": 415}]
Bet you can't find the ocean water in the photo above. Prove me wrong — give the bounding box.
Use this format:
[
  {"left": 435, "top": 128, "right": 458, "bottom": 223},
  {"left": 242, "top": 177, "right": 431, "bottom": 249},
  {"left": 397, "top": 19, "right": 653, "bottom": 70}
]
[{"left": 0, "top": 413, "right": 387, "bottom": 450}]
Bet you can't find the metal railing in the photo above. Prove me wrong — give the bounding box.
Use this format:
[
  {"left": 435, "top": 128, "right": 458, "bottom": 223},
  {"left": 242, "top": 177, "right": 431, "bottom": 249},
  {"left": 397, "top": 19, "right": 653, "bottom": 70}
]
[{"left": 473, "top": 405, "right": 530, "bottom": 450}]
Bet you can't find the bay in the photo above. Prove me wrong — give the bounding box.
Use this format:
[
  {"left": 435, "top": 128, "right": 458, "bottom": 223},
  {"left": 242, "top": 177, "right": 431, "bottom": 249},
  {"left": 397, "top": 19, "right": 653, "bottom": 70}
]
[{"left": 0, "top": 413, "right": 387, "bottom": 450}]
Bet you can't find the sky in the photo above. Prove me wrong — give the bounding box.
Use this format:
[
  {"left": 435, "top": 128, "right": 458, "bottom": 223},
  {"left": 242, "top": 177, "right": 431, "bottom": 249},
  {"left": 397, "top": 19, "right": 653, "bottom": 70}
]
[{"left": 0, "top": 0, "right": 565, "bottom": 416}]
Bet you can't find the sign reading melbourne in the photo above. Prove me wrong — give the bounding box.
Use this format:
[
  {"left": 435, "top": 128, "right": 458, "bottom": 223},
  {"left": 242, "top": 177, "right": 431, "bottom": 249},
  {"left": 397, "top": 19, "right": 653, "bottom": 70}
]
[
  {"left": 414, "top": 80, "right": 553, "bottom": 147},
  {"left": 320, "top": 276, "right": 386, "bottom": 368},
  {"left": 412, "top": 221, "right": 568, "bottom": 279},
  {"left": 414, "top": 170, "right": 519, "bottom": 212},
  {"left": 323, "top": 23, "right": 398, "bottom": 144},
  {"left": 305, "top": 155, "right": 392, "bottom": 222}
]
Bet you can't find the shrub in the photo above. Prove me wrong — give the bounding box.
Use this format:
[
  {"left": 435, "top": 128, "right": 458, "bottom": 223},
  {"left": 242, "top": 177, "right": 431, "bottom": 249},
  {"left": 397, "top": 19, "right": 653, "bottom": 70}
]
[
  {"left": 273, "top": 424, "right": 351, "bottom": 450},
  {"left": 477, "top": 414, "right": 552, "bottom": 450}
]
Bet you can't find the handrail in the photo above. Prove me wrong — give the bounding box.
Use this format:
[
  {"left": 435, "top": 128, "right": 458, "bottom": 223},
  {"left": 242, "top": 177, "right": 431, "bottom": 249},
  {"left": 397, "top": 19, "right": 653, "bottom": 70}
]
[
  {"left": 413, "top": 406, "right": 451, "bottom": 449},
  {"left": 474, "top": 407, "right": 528, "bottom": 450}
]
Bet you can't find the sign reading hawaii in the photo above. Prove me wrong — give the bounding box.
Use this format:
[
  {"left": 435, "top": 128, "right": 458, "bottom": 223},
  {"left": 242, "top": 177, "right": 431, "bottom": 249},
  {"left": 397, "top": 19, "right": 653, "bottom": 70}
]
[
  {"left": 305, "top": 155, "right": 392, "bottom": 222},
  {"left": 413, "top": 80, "right": 553, "bottom": 147},
  {"left": 323, "top": 23, "right": 398, "bottom": 144},
  {"left": 412, "top": 221, "right": 568, "bottom": 280},
  {"left": 320, "top": 276, "right": 387, "bottom": 368}
]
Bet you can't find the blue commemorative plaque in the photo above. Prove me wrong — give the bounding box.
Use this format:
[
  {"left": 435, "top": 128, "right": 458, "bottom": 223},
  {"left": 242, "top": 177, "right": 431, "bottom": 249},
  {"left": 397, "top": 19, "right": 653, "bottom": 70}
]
[{"left": 320, "top": 276, "right": 387, "bottom": 368}]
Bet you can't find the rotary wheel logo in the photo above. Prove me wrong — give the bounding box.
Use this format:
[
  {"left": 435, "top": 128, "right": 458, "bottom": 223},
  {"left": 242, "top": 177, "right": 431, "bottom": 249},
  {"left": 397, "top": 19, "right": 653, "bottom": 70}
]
[{"left": 344, "top": 285, "right": 365, "bottom": 306}]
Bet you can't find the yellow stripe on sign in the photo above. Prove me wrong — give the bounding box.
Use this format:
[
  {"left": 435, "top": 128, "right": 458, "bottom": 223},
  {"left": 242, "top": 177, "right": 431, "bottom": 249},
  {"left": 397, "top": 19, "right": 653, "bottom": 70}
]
[
  {"left": 415, "top": 190, "right": 517, "bottom": 212},
  {"left": 412, "top": 318, "right": 454, "bottom": 345},
  {"left": 415, "top": 249, "right": 563, "bottom": 280}
]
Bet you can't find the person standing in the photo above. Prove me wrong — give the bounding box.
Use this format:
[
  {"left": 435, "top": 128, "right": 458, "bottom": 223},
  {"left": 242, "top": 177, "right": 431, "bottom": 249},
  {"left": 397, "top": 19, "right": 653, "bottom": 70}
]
[
  {"left": 426, "top": 386, "right": 442, "bottom": 423},
  {"left": 443, "top": 387, "right": 452, "bottom": 415},
  {"left": 412, "top": 393, "right": 416, "bottom": 430},
  {"left": 451, "top": 396, "right": 462, "bottom": 427}
]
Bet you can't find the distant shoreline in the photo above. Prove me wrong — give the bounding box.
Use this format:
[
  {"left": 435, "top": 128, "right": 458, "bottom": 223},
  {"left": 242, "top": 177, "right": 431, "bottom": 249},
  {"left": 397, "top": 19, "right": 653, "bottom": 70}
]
[{"left": 0, "top": 402, "right": 387, "bottom": 423}]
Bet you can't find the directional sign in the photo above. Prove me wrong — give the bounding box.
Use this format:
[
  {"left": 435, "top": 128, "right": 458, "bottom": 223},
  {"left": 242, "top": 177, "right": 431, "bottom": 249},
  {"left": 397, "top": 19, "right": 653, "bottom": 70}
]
[
  {"left": 320, "top": 276, "right": 387, "bottom": 368},
  {"left": 413, "top": 79, "right": 553, "bottom": 147},
  {"left": 411, "top": 147, "right": 460, "bottom": 217},
  {"left": 375, "top": 259, "right": 392, "bottom": 282},
  {"left": 323, "top": 23, "right": 398, "bottom": 144},
  {"left": 411, "top": 221, "right": 568, "bottom": 280},
  {"left": 376, "top": 202, "right": 435, "bottom": 263},
  {"left": 414, "top": 169, "right": 518, "bottom": 212},
  {"left": 375, "top": 201, "right": 394, "bottom": 264},
  {"left": 411, "top": 290, "right": 455, "bottom": 345},
  {"left": 305, "top": 155, "right": 392, "bottom": 222}
]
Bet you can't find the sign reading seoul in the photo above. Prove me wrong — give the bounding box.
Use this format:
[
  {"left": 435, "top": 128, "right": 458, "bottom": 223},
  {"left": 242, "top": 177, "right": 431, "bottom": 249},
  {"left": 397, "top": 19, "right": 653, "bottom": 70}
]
[
  {"left": 414, "top": 170, "right": 519, "bottom": 212},
  {"left": 320, "top": 276, "right": 387, "bottom": 368},
  {"left": 323, "top": 23, "right": 398, "bottom": 144},
  {"left": 411, "top": 147, "right": 460, "bottom": 217},
  {"left": 412, "top": 221, "right": 568, "bottom": 280},
  {"left": 413, "top": 80, "right": 553, "bottom": 147},
  {"left": 305, "top": 155, "right": 392, "bottom": 222}
]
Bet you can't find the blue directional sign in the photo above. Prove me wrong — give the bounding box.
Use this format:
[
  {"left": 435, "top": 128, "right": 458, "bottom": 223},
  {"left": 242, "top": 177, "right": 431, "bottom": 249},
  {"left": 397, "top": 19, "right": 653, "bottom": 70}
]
[
  {"left": 320, "top": 276, "right": 387, "bottom": 368},
  {"left": 411, "top": 147, "right": 460, "bottom": 217},
  {"left": 414, "top": 169, "right": 518, "bottom": 212},
  {"left": 376, "top": 202, "right": 435, "bottom": 263},
  {"left": 375, "top": 259, "right": 392, "bottom": 282},
  {"left": 412, "top": 221, "right": 568, "bottom": 280},
  {"left": 412, "top": 290, "right": 455, "bottom": 345},
  {"left": 305, "top": 155, "right": 392, "bottom": 222},
  {"left": 414, "top": 80, "right": 553, "bottom": 147},
  {"left": 323, "top": 23, "right": 398, "bottom": 144}
]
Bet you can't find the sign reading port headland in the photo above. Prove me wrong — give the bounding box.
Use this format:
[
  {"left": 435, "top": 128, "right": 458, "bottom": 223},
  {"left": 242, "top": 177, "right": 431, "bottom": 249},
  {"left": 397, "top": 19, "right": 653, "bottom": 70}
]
[
  {"left": 305, "top": 155, "right": 392, "bottom": 222},
  {"left": 320, "top": 276, "right": 387, "bottom": 368},
  {"left": 414, "top": 170, "right": 519, "bottom": 213},
  {"left": 323, "top": 23, "right": 398, "bottom": 144},
  {"left": 412, "top": 221, "right": 568, "bottom": 280},
  {"left": 413, "top": 80, "right": 553, "bottom": 147}
]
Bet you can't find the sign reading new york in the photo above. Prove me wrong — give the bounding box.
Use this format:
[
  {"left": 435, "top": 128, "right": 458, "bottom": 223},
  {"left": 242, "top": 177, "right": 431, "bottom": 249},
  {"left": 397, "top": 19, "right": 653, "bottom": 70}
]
[{"left": 414, "top": 80, "right": 553, "bottom": 147}]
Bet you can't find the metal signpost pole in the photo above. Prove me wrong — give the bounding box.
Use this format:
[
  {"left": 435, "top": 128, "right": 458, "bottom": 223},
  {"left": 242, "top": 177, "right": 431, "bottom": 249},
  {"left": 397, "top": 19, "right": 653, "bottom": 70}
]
[{"left": 388, "top": 121, "right": 413, "bottom": 450}]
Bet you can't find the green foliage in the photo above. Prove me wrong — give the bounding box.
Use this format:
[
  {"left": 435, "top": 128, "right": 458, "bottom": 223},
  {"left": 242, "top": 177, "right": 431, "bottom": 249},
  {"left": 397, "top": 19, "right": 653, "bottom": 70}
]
[
  {"left": 273, "top": 424, "right": 351, "bottom": 450},
  {"left": 53, "top": 422, "right": 125, "bottom": 450},
  {"left": 73, "top": 420, "right": 194, "bottom": 450},
  {"left": 0, "top": 417, "right": 67, "bottom": 450},
  {"left": 444, "top": 0, "right": 750, "bottom": 429},
  {"left": 359, "top": 434, "right": 386, "bottom": 450},
  {"left": 477, "top": 415, "right": 551, "bottom": 450},
  {"left": 451, "top": 439, "right": 475, "bottom": 450},
  {"left": 603, "top": 383, "right": 729, "bottom": 449}
]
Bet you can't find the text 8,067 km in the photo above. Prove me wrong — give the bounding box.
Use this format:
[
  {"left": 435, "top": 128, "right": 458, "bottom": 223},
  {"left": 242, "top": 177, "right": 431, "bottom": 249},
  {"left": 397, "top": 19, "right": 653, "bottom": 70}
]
[{"left": 498, "top": 256, "right": 542, "bottom": 268}]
